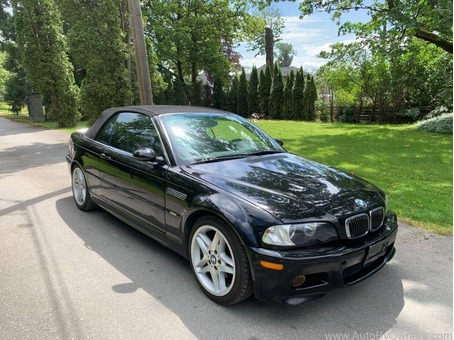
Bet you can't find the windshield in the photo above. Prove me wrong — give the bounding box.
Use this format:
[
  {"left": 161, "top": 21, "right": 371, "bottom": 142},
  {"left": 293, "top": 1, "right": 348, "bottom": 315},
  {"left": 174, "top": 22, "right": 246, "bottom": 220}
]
[{"left": 159, "top": 112, "right": 285, "bottom": 165}]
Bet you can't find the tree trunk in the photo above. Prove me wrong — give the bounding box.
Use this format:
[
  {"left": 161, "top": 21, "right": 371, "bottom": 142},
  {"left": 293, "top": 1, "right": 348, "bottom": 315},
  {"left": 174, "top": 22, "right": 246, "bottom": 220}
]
[
  {"left": 329, "top": 89, "right": 334, "bottom": 122},
  {"left": 265, "top": 27, "right": 274, "bottom": 66}
]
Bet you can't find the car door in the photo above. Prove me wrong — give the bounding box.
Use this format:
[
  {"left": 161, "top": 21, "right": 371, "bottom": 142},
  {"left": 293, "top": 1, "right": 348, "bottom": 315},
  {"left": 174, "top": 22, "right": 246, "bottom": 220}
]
[{"left": 95, "top": 111, "right": 167, "bottom": 234}]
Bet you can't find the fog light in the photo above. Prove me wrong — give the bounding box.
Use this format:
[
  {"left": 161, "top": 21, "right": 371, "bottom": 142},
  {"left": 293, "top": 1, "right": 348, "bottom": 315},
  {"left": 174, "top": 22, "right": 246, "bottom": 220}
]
[{"left": 291, "top": 275, "right": 306, "bottom": 288}]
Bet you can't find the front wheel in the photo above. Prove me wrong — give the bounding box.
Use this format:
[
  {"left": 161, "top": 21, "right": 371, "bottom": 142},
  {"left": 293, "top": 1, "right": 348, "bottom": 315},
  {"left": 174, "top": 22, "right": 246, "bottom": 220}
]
[
  {"left": 71, "top": 165, "right": 96, "bottom": 211},
  {"left": 189, "top": 216, "right": 252, "bottom": 305}
]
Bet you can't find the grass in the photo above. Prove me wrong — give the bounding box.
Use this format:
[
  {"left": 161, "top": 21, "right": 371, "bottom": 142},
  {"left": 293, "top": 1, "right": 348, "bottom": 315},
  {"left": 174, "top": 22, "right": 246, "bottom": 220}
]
[
  {"left": 0, "top": 104, "right": 88, "bottom": 133},
  {"left": 255, "top": 121, "right": 453, "bottom": 235},
  {"left": 0, "top": 103, "right": 451, "bottom": 234}
]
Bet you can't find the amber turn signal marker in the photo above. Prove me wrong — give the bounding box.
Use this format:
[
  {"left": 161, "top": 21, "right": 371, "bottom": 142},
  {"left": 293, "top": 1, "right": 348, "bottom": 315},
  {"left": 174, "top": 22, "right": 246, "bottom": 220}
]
[{"left": 260, "top": 261, "right": 284, "bottom": 271}]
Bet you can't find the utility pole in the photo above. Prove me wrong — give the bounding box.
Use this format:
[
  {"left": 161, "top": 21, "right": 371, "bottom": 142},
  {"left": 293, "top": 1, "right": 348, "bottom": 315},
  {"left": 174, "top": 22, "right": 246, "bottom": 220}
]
[{"left": 128, "top": 0, "right": 153, "bottom": 104}]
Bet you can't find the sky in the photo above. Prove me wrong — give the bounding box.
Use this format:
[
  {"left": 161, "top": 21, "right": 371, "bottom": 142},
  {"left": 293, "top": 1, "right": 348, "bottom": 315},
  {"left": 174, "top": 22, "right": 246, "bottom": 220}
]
[{"left": 237, "top": 1, "right": 366, "bottom": 72}]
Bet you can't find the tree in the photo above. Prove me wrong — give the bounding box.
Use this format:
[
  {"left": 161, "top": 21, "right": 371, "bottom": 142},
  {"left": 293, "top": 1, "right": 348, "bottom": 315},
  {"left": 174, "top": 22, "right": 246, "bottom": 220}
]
[
  {"left": 269, "top": 63, "right": 283, "bottom": 119},
  {"left": 203, "top": 83, "right": 212, "bottom": 107},
  {"left": 316, "top": 39, "right": 453, "bottom": 120},
  {"left": 396, "top": 40, "right": 452, "bottom": 107},
  {"left": 2, "top": 45, "right": 33, "bottom": 113},
  {"left": 302, "top": 75, "right": 317, "bottom": 121},
  {"left": 58, "top": 0, "right": 131, "bottom": 123},
  {"left": 191, "top": 80, "right": 203, "bottom": 106},
  {"left": 227, "top": 77, "right": 238, "bottom": 113},
  {"left": 173, "top": 76, "right": 187, "bottom": 105},
  {"left": 0, "top": 4, "right": 32, "bottom": 113},
  {"left": 291, "top": 67, "right": 304, "bottom": 120},
  {"left": 0, "top": 51, "right": 9, "bottom": 97},
  {"left": 0, "top": 0, "right": 15, "bottom": 46},
  {"left": 248, "top": 66, "right": 259, "bottom": 115},
  {"left": 276, "top": 43, "right": 296, "bottom": 67},
  {"left": 258, "top": 64, "right": 272, "bottom": 115},
  {"left": 12, "top": 0, "right": 79, "bottom": 127},
  {"left": 247, "top": 7, "right": 285, "bottom": 58},
  {"left": 282, "top": 70, "right": 294, "bottom": 119},
  {"left": 237, "top": 68, "right": 248, "bottom": 117},
  {"left": 212, "top": 77, "right": 224, "bottom": 109},
  {"left": 143, "top": 0, "right": 256, "bottom": 104},
  {"left": 299, "top": 0, "right": 453, "bottom": 54}
]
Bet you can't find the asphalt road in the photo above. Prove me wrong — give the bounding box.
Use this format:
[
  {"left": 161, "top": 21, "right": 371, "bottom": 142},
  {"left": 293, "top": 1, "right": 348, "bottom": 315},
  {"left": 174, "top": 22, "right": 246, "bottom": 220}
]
[{"left": 0, "top": 117, "right": 452, "bottom": 340}]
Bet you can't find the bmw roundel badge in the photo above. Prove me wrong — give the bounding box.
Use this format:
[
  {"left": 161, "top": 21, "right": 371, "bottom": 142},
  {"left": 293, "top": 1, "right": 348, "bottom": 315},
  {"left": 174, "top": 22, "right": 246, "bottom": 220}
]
[{"left": 355, "top": 198, "right": 367, "bottom": 208}]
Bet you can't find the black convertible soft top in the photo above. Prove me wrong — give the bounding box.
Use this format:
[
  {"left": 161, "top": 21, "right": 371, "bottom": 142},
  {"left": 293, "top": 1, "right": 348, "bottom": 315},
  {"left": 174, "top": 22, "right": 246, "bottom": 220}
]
[{"left": 84, "top": 105, "right": 230, "bottom": 139}]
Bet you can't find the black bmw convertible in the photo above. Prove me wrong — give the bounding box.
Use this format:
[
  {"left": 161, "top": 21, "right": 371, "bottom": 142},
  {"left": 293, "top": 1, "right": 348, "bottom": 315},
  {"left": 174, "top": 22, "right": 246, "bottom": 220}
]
[{"left": 66, "top": 105, "right": 398, "bottom": 306}]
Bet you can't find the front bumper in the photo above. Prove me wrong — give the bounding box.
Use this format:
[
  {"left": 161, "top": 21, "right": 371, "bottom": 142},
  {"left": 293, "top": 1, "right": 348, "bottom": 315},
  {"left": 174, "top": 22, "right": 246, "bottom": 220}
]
[
  {"left": 247, "top": 224, "right": 397, "bottom": 305},
  {"left": 66, "top": 154, "right": 72, "bottom": 170}
]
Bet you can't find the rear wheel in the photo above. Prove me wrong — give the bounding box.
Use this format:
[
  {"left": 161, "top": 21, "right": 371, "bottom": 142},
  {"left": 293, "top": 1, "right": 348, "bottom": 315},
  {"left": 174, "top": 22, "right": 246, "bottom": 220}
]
[
  {"left": 189, "top": 216, "right": 252, "bottom": 305},
  {"left": 71, "top": 166, "right": 96, "bottom": 211}
]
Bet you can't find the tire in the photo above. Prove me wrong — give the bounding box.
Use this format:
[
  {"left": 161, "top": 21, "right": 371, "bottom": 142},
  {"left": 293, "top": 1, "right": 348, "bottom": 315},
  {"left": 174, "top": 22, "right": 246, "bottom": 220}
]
[
  {"left": 71, "top": 165, "right": 96, "bottom": 211},
  {"left": 189, "top": 216, "right": 252, "bottom": 305}
]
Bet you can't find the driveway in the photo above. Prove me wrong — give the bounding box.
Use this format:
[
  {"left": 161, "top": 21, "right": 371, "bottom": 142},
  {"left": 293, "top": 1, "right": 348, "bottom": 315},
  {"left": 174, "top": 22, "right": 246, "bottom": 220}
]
[{"left": 0, "top": 117, "right": 452, "bottom": 339}]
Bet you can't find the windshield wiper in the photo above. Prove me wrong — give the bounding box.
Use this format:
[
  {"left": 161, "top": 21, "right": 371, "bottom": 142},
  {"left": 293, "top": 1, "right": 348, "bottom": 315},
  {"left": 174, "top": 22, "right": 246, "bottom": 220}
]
[
  {"left": 192, "top": 150, "right": 283, "bottom": 164},
  {"left": 245, "top": 150, "right": 283, "bottom": 157},
  {"left": 192, "top": 154, "right": 249, "bottom": 164}
]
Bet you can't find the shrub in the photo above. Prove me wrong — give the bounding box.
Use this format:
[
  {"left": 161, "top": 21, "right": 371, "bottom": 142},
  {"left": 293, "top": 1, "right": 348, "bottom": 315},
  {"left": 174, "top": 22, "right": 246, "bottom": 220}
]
[
  {"left": 397, "top": 108, "right": 422, "bottom": 122},
  {"left": 424, "top": 106, "right": 450, "bottom": 120},
  {"left": 416, "top": 112, "right": 453, "bottom": 134},
  {"left": 338, "top": 106, "right": 356, "bottom": 123}
]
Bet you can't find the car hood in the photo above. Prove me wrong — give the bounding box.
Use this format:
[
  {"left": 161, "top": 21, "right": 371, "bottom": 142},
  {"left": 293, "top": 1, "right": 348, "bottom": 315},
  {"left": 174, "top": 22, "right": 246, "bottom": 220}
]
[{"left": 183, "top": 153, "right": 385, "bottom": 223}]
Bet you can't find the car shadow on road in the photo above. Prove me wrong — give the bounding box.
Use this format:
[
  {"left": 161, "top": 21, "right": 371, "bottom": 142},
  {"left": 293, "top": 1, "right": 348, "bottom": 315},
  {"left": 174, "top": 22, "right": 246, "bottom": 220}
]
[
  {"left": 0, "top": 141, "right": 68, "bottom": 177},
  {"left": 56, "top": 197, "right": 404, "bottom": 340}
]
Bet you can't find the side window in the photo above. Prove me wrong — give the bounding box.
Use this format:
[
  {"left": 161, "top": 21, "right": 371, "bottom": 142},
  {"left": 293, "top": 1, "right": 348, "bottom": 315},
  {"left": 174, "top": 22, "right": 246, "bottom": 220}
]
[
  {"left": 95, "top": 115, "right": 118, "bottom": 145},
  {"left": 109, "top": 112, "right": 160, "bottom": 154}
]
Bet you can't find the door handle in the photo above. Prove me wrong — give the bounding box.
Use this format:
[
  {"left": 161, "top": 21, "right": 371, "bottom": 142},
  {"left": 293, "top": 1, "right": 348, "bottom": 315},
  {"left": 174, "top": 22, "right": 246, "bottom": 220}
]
[{"left": 100, "top": 153, "right": 111, "bottom": 160}]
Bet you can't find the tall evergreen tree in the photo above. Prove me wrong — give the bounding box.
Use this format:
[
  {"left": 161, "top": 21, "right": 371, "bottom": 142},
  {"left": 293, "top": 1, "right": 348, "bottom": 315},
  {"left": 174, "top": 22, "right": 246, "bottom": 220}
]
[
  {"left": 237, "top": 68, "right": 248, "bottom": 117},
  {"left": 258, "top": 64, "right": 272, "bottom": 115},
  {"left": 227, "top": 77, "right": 238, "bottom": 113},
  {"left": 248, "top": 66, "right": 259, "bottom": 115},
  {"left": 12, "top": 0, "right": 79, "bottom": 127},
  {"left": 303, "top": 75, "right": 317, "bottom": 120},
  {"left": 269, "top": 63, "right": 284, "bottom": 119},
  {"left": 282, "top": 70, "right": 294, "bottom": 119},
  {"left": 58, "top": 0, "right": 130, "bottom": 123},
  {"left": 291, "top": 67, "right": 305, "bottom": 120},
  {"left": 310, "top": 75, "right": 318, "bottom": 119},
  {"left": 212, "top": 77, "right": 224, "bottom": 109}
]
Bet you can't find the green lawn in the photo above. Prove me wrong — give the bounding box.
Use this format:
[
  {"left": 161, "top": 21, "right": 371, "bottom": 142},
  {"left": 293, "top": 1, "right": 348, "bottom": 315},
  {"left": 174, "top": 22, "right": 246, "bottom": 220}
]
[
  {"left": 0, "top": 105, "right": 88, "bottom": 133},
  {"left": 256, "top": 120, "right": 453, "bottom": 234},
  {"left": 0, "top": 104, "right": 451, "bottom": 234}
]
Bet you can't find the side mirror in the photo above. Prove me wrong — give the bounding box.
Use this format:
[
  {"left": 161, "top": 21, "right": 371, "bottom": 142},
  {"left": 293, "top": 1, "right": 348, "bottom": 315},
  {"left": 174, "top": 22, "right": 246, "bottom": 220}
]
[
  {"left": 274, "top": 138, "right": 284, "bottom": 147},
  {"left": 133, "top": 148, "right": 157, "bottom": 161}
]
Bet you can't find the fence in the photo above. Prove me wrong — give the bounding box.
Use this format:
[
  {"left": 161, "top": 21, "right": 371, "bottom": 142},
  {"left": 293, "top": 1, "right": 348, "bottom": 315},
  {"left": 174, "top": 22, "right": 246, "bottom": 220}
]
[{"left": 330, "top": 106, "right": 435, "bottom": 124}]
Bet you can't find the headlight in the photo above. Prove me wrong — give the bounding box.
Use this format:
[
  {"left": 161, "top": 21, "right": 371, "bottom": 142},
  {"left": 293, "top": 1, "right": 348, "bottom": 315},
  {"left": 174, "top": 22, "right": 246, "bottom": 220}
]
[
  {"left": 384, "top": 210, "right": 398, "bottom": 229},
  {"left": 262, "top": 222, "right": 338, "bottom": 247}
]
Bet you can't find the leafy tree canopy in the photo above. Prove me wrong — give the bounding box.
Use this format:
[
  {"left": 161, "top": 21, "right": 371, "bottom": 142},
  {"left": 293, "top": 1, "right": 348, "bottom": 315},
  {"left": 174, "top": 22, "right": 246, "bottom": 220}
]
[
  {"left": 12, "top": 0, "right": 79, "bottom": 127},
  {"left": 247, "top": 6, "right": 285, "bottom": 57},
  {"left": 299, "top": 0, "right": 453, "bottom": 54},
  {"left": 275, "top": 42, "right": 296, "bottom": 67}
]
